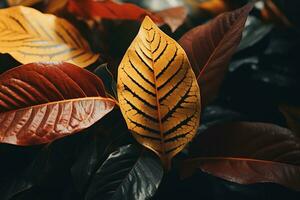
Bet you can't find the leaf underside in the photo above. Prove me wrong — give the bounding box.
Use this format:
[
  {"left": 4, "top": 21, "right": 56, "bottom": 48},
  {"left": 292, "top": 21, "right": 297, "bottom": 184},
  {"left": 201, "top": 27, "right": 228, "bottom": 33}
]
[{"left": 0, "top": 62, "right": 114, "bottom": 145}]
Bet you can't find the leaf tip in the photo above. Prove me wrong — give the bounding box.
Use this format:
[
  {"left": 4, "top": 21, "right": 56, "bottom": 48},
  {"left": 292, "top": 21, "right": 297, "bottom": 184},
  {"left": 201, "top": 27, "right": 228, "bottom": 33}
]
[{"left": 142, "top": 15, "right": 156, "bottom": 28}]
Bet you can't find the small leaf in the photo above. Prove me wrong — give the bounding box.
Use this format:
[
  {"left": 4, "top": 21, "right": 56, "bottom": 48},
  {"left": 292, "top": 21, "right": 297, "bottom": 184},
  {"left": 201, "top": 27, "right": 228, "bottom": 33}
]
[
  {"left": 261, "top": 0, "right": 292, "bottom": 27},
  {"left": 0, "top": 6, "right": 99, "bottom": 68},
  {"left": 7, "top": 0, "right": 41, "bottom": 6},
  {"left": 198, "top": 0, "right": 230, "bottom": 15},
  {"left": 67, "top": 0, "right": 163, "bottom": 23},
  {"left": 155, "top": 6, "right": 188, "bottom": 32},
  {"left": 178, "top": 3, "right": 253, "bottom": 106},
  {"left": 117, "top": 16, "right": 201, "bottom": 169},
  {"left": 85, "top": 144, "right": 163, "bottom": 200},
  {"left": 280, "top": 105, "right": 300, "bottom": 135},
  {"left": 181, "top": 122, "right": 300, "bottom": 191},
  {"left": 93, "top": 63, "right": 117, "bottom": 99},
  {"left": 0, "top": 62, "right": 115, "bottom": 145},
  {"left": 237, "top": 16, "right": 273, "bottom": 52}
]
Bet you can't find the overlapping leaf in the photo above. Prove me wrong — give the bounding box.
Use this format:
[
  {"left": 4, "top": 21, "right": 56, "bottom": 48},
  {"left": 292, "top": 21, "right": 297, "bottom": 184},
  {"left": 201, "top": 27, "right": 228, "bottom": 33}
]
[
  {"left": 181, "top": 122, "right": 300, "bottom": 191},
  {"left": 155, "top": 6, "right": 188, "bottom": 32},
  {"left": 85, "top": 144, "right": 163, "bottom": 200},
  {"left": 0, "top": 6, "right": 99, "bottom": 68},
  {"left": 117, "top": 16, "right": 200, "bottom": 169},
  {"left": 0, "top": 62, "right": 115, "bottom": 145},
  {"left": 67, "top": 0, "right": 163, "bottom": 22},
  {"left": 179, "top": 3, "right": 253, "bottom": 106}
]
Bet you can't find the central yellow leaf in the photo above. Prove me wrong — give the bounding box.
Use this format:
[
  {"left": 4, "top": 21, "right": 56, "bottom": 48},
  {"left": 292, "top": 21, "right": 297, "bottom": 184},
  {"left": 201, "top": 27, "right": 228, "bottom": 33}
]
[{"left": 118, "top": 16, "right": 201, "bottom": 168}]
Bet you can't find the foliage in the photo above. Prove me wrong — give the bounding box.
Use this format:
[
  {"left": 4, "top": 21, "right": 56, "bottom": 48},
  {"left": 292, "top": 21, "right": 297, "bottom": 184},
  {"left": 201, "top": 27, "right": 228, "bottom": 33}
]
[{"left": 0, "top": 0, "right": 300, "bottom": 199}]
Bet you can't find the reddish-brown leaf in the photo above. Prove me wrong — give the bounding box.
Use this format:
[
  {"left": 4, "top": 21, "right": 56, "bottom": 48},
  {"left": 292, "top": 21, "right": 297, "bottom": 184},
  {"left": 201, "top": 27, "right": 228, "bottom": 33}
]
[
  {"left": 0, "top": 62, "right": 115, "bottom": 145},
  {"left": 155, "top": 6, "right": 188, "bottom": 32},
  {"left": 67, "top": 0, "right": 163, "bottom": 23},
  {"left": 181, "top": 122, "right": 300, "bottom": 191},
  {"left": 178, "top": 3, "right": 253, "bottom": 106}
]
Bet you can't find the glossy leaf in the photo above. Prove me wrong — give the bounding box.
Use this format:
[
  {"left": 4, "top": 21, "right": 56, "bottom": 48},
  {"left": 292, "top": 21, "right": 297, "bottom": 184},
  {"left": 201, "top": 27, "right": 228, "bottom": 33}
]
[
  {"left": 179, "top": 3, "right": 253, "bottom": 106},
  {"left": 0, "top": 62, "right": 115, "bottom": 145},
  {"left": 117, "top": 16, "right": 200, "bottom": 169},
  {"left": 181, "top": 122, "right": 300, "bottom": 191},
  {"left": 67, "top": 0, "right": 163, "bottom": 23},
  {"left": 156, "top": 6, "right": 188, "bottom": 32},
  {"left": 0, "top": 6, "right": 99, "bottom": 68},
  {"left": 85, "top": 144, "right": 163, "bottom": 200}
]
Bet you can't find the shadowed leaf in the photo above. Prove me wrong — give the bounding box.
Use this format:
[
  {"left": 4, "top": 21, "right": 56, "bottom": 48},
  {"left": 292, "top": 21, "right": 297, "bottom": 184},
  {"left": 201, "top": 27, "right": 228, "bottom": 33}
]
[
  {"left": 85, "top": 144, "right": 163, "bottom": 200},
  {"left": 179, "top": 3, "right": 253, "bottom": 106},
  {"left": 181, "top": 122, "right": 300, "bottom": 191}
]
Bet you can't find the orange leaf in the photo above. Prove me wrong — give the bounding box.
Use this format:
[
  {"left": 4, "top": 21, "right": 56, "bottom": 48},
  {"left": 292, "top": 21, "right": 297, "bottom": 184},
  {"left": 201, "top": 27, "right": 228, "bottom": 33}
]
[
  {"left": 67, "top": 0, "right": 163, "bottom": 23},
  {"left": 0, "top": 62, "right": 115, "bottom": 145}
]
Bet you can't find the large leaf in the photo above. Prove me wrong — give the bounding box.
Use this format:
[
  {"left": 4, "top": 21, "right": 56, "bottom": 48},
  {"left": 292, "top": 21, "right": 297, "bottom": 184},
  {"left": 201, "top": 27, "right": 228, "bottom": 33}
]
[
  {"left": 0, "top": 6, "right": 98, "bottom": 68},
  {"left": 181, "top": 122, "right": 300, "bottom": 191},
  {"left": 117, "top": 16, "right": 201, "bottom": 169},
  {"left": 0, "top": 62, "right": 115, "bottom": 145},
  {"left": 67, "top": 0, "right": 163, "bottom": 22},
  {"left": 85, "top": 144, "right": 163, "bottom": 200},
  {"left": 178, "top": 3, "right": 253, "bottom": 106}
]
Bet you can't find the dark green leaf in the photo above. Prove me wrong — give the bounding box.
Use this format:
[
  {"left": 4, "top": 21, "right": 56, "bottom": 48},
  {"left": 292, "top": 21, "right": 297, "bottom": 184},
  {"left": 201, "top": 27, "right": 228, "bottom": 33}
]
[{"left": 85, "top": 144, "right": 163, "bottom": 200}]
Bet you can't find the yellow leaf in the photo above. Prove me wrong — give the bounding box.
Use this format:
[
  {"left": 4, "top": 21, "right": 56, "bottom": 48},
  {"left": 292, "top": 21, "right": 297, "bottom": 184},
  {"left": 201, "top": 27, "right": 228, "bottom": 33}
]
[
  {"left": 7, "top": 0, "right": 41, "bottom": 6},
  {"left": 117, "top": 16, "right": 201, "bottom": 169},
  {"left": 0, "top": 6, "right": 99, "bottom": 68}
]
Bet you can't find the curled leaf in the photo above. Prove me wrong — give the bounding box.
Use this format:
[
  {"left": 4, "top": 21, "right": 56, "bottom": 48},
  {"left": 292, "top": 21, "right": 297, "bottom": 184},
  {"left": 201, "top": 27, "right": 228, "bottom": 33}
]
[
  {"left": 181, "top": 122, "right": 300, "bottom": 191},
  {"left": 0, "top": 62, "right": 115, "bottom": 145},
  {"left": 179, "top": 3, "right": 253, "bottom": 106},
  {"left": 0, "top": 6, "right": 99, "bottom": 68},
  {"left": 117, "top": 16, "right": 201, "bottom": 169}
]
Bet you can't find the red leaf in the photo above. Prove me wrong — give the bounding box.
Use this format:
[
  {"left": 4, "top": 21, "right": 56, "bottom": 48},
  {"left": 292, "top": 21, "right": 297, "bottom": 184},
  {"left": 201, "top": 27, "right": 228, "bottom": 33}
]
[
  {"left": 178, "top": 3, "right": 253, "bottom": 106},
  {"left": 67, "top": 0, "right": 163, "bottom": 23},
  {"left": 0, "top": 62, "right": 115, "bottom": 145},
  {"left": 181, "top": 122, "right": 300, "bottom": 191}
]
